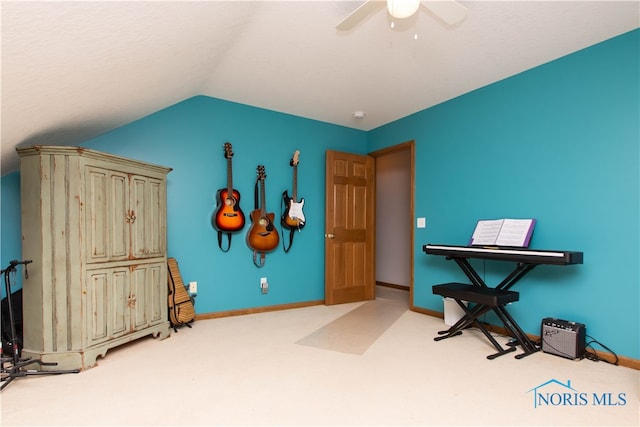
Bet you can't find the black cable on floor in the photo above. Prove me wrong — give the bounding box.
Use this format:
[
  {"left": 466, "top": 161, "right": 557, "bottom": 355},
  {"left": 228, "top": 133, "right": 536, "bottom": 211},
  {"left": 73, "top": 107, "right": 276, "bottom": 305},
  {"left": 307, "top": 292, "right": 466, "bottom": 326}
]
[{"left": 584, "top": 334, "right": 619, "bottom": 365}]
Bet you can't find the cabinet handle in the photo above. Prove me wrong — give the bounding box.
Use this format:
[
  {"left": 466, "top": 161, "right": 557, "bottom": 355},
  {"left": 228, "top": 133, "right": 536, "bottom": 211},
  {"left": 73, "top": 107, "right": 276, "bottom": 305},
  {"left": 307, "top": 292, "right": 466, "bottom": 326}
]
[{"left": 125, "top": 209, "right": 137, "bottom": 224}]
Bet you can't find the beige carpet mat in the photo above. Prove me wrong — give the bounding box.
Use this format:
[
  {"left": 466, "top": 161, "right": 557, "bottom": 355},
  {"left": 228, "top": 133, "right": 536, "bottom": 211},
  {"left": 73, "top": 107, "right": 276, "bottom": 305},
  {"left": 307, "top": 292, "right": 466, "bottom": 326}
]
[{"left": 295, "top": 299, "right": 407, "bottom": 355}]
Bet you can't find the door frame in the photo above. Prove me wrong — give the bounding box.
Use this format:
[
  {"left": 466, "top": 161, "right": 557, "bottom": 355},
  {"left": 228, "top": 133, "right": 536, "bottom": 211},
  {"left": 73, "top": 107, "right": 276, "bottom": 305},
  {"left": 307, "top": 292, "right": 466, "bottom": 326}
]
[{"left": 369, "top": 140, "right": 415, "bottom": 309}]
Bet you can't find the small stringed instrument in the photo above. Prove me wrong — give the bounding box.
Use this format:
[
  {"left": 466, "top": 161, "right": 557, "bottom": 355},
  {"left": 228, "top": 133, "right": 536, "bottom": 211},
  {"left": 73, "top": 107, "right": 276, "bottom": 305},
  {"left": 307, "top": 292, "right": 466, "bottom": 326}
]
[
  {"left": 213, "top": 142, "right": 245, "bottom": 233},
  {"left": 282, "top": 150, "right": 306, "bottom": 230},
  {"left": 247, "top": 165, "right": 280, "bottom": 253}
]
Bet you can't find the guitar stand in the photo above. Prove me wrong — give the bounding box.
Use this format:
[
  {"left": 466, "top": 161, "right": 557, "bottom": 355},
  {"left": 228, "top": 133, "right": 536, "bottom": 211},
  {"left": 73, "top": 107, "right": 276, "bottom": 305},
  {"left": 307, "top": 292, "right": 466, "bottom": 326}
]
[{"left": 1, "top": 260, "right": 80, "bottom": 392}]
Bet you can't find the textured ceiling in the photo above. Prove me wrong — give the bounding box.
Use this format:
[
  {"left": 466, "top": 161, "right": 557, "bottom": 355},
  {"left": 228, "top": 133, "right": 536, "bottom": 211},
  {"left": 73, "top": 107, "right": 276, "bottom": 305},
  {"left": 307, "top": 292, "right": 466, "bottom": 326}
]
[{"left": 2, "top": 1, "right": 638, "bottom": 174}]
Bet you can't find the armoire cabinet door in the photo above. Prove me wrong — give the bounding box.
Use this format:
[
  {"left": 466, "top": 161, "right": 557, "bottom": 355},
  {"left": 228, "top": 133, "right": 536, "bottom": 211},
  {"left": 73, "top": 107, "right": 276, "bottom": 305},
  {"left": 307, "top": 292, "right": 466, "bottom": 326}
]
[
  {"left": 130, "top": 261, "right": 166, "bottom": 330},
  {"left": 86, "top": 266, "right": 131, "bottom": 347},
  {"left": 86, "top": 168, "right": 165, "bottom": 262},
  {"left": 86, "top": 262, "right": 166, "bottom": 347},
  {"left": 86, "top": 167, "right": 130, "bottom": 262},
  {"left": 130, "top": 175, "right": 166, "bottom": 259}
]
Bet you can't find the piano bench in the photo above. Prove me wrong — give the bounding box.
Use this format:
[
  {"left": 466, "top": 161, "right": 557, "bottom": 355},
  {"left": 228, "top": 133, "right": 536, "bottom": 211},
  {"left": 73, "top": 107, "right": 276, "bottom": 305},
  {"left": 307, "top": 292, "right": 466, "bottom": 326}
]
[{"left": 432, "top": 283, "right": 519, "bottom": 307}]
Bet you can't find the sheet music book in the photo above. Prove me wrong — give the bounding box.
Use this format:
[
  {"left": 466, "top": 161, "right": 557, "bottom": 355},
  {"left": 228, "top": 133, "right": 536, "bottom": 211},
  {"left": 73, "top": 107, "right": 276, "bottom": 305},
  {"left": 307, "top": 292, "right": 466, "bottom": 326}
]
[{"left": 469, "top": 218, "right": 536, "bottom": 247}]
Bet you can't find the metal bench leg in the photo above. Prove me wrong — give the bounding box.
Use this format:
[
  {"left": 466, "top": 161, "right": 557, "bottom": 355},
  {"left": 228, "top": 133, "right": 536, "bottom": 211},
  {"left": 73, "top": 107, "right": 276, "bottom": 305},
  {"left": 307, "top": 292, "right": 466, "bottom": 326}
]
[
  {"left": 436, "top": 300, "right": 516, "bottom": 360},
  {"left": 435, "top": 300, "right": 486, "bottom": 339},
  {"left": 493, "top": 306, "right": 539, "bottom": 359},
  {"left": 459, "top": 302, "right": 516, "bottom": 359}
]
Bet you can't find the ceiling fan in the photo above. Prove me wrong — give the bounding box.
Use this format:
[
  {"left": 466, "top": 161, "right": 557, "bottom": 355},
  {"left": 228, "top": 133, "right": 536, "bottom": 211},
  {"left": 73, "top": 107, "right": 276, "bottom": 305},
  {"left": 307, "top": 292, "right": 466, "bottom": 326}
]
[{"left": 336, "top": 0, "right": 467, "bottom": 31}]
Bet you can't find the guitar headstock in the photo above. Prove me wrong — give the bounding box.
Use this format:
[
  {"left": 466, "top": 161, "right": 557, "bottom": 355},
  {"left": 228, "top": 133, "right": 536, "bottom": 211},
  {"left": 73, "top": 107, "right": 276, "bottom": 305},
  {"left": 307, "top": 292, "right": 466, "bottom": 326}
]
[
  {"left": 224, "top": 142, "right": 234, "bottom": 159},
  {"left": 290, "top": 150, "right": 300, "bottom": 167},
  {"left": 257, "top": 165, "right": 266, "bottom": 180}
]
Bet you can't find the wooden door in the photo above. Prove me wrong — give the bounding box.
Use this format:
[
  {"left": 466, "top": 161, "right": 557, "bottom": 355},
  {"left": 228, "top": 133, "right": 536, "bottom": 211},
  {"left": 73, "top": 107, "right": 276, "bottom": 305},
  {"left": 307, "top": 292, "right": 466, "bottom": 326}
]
[{"left": 325, "top": 150, "right": 375, "bottom": 305}]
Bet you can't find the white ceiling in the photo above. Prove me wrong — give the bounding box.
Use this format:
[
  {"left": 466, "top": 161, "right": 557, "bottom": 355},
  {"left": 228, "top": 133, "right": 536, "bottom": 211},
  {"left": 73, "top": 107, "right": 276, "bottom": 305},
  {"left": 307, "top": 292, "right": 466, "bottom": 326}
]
[{"left": 2, "top": 1, "right": 638, "bottom": 174}]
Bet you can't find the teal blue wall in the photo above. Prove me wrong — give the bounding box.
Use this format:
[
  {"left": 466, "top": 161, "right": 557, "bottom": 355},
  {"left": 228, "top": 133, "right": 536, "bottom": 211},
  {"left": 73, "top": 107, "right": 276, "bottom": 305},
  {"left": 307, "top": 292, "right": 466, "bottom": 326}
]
[
  {"left": 0, "top": 97, "right": 368, "bottom": 309},
  {"left": 369, "top": 29, "right": 639, "bottom": 360},
  {"left": 1, "top": 30, "right": 637, "bottom": 359},
  {"left": 84, "top": 97, "right": 367, "bottom": 311}
]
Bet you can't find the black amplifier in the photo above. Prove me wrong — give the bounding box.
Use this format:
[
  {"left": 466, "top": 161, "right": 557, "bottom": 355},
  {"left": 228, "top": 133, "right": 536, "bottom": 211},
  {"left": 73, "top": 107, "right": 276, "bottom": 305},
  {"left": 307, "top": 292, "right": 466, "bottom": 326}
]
[{"left": 541, "top": 317, "right": 586, "bottom": 359}]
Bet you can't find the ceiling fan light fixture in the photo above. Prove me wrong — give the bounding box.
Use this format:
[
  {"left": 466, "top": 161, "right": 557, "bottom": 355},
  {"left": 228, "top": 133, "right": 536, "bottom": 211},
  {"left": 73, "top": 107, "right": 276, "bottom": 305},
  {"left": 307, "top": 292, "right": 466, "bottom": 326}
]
[{"left": 387, "top": 0, "right": 420, "bottom": 19}]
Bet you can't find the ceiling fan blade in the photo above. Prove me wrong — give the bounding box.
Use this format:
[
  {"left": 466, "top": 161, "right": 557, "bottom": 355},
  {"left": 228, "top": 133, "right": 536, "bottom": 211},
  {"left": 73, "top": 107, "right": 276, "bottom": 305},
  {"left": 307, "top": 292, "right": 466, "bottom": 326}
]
[
  {"left": 336, "top": 1, "right": 386, "bottom": 31},
  {"left": 421, "top": 0, "right": 468, "bottom": 26}
]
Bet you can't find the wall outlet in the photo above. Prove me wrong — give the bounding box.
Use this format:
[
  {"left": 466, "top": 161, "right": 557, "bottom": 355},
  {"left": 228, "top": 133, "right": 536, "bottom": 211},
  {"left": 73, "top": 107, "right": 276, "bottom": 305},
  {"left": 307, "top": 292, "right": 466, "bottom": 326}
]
[
  {"left": 189, "top": 281, "right": 197, "bottom": 294},
  {"left": 260, "top": 277, "right": 268, "bottom": 294}
]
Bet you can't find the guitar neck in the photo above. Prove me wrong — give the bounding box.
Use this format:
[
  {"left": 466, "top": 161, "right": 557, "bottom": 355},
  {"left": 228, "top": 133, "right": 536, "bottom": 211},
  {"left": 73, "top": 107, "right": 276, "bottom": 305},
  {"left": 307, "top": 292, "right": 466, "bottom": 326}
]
[
  {"left": 260, "top": 179, "right": 267, "bottom": 216},
  {"left": 227, "top": 157, "right": 233, "bottom": 193},
  {"left": 292, "top": 165, "right": 298, "bottom": 202}
]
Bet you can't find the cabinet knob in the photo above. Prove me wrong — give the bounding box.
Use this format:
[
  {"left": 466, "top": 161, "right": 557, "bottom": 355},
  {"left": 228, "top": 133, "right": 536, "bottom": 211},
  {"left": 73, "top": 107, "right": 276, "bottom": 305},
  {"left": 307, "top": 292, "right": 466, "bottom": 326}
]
[{"left": 125, "top": 210, "right": 137, "bottom": 224}]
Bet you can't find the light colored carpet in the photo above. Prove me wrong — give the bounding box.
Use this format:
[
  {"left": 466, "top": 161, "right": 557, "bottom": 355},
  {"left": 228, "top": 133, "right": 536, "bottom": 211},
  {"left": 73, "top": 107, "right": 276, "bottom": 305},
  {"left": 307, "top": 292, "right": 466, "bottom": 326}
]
[{"left": 1, "top": 289, "right": 638, "bottom": 426}]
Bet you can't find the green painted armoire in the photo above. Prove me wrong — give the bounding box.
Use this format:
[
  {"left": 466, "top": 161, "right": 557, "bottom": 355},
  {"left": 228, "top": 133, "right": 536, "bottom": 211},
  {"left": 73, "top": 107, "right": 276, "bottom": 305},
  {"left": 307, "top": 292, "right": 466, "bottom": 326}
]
[{"left": 17, "top": 146, "right": 172, "bottom": 370}]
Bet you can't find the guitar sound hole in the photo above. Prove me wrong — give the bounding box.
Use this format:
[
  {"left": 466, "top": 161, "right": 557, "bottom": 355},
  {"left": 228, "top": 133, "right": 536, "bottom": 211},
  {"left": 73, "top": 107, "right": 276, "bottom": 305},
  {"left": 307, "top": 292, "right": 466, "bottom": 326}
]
[
  {"left": 258, "top": 218, "right": 268, "bottom": 227},
  {"left": 225, "top": 198, "right": 235, "bottom": 207}
]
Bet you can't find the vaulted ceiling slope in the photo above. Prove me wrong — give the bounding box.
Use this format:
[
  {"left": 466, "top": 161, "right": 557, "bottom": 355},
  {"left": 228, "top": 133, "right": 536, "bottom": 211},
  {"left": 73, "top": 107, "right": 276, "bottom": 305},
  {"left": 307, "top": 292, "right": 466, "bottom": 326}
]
[{"left": 2, "top": 1, "right": 638, "bottom": 174}]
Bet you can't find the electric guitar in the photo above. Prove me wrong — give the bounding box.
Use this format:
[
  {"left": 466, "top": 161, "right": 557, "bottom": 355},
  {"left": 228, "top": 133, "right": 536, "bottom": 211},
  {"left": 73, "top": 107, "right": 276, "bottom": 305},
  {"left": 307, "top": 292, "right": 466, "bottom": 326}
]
[
  {"left": 213, "top": 142, "right": 245, "bottom": 233},
  {"left": 282, "top": 150, "right": 306, "bottom": 230},
  {"left": 247, "top": 166, "right": 280, "bottom": 252}
]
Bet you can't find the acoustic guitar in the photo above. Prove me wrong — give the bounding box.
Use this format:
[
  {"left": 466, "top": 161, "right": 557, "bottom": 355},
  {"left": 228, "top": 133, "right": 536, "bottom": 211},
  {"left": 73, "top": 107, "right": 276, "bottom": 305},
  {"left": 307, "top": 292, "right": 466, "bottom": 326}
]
[
  {"left": 213, "top": 142, "right": 245, "bottom": 233},
  {"left": 282, "top": 150, "right": 306, "bottom": 230},
  {"left": 247, "top": 165, "right": 280, "bottom": 253}
]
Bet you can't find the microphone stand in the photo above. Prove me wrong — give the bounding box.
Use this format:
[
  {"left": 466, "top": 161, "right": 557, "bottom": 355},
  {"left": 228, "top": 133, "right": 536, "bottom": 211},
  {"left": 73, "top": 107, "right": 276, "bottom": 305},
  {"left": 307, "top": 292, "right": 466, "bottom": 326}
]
[{"left": 1, "top": 260, "right": 79, "bottom": 391}]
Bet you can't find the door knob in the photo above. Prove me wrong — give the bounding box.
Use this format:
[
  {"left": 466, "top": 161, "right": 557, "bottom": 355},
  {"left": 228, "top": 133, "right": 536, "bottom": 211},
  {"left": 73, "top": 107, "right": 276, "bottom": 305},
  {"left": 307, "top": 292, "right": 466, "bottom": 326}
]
[{"left": 325, "top": 233, "right": 335, "bottom": 239}]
